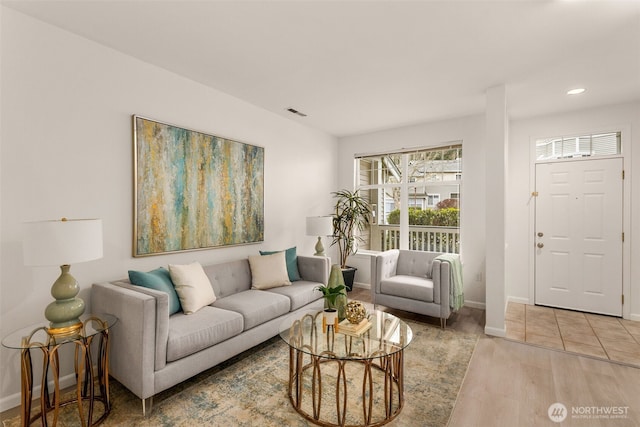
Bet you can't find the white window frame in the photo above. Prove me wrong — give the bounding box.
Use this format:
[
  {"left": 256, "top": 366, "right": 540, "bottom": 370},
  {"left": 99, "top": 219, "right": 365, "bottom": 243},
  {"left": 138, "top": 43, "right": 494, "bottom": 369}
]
[{"left": 355, "top": 144, "right": 461, "bottom": 251}]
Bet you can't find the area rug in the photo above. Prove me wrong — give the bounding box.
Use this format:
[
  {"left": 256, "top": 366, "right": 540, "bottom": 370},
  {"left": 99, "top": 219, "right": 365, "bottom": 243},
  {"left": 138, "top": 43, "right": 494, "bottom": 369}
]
[{"left": 3, "top": 319, "right": 478, "bottom": 427}]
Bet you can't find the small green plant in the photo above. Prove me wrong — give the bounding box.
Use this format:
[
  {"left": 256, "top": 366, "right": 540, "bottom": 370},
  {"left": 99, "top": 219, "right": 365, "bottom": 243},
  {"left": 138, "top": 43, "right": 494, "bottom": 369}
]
[{"left": 315, "top": 284, "right": 346, "bottom": 310}]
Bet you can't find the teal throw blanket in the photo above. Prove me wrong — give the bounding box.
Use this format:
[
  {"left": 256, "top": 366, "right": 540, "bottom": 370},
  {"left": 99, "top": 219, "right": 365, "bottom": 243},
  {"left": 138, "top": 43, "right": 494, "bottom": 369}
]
[{"left": 435, "top": 253, "right": 464, "bottom": 311}]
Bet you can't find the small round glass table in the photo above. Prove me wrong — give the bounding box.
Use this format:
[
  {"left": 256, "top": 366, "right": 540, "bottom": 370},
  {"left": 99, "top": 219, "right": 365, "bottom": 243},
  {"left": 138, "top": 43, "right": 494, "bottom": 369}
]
[
  {"left": 2, "top": 314, "right": 117, "bottom": 427},
  {"left": 279, "top": 310, "right": 412, "bottom": 427}
]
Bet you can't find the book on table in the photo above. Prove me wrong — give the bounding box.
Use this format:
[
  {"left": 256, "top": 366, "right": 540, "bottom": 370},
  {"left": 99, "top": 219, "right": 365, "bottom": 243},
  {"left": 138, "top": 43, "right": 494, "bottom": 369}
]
[{"left": 338, "top": 318, "right": 372, "bottom": 336}]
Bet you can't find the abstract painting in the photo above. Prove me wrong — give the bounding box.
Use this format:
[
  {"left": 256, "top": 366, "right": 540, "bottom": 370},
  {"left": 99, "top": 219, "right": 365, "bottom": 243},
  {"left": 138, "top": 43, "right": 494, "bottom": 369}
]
[{"left": 133, "top": 116, "right": 264, "bottom": 256}]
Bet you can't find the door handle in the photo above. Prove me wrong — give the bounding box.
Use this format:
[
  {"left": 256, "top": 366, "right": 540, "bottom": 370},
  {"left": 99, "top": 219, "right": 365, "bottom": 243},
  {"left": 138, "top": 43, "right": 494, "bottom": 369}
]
[{"left": 537, "top": 243, "right": 544, "bottom": 248}]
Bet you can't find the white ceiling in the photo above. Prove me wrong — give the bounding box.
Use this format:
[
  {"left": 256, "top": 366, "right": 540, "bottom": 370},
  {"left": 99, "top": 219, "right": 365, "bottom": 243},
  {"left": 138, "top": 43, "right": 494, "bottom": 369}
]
[{"left": 4, "top": 0, "right": 640, "bottom": 137}]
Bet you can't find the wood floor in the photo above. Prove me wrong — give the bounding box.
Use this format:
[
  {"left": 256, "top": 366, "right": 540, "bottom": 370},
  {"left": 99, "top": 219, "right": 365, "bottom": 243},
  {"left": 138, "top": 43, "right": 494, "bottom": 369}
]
[
  {"left": 352, "top": 286, "right": 640, "bottom": 427},
  {"left": 449, "top": 336, "right": 640, "bottom": 427}
]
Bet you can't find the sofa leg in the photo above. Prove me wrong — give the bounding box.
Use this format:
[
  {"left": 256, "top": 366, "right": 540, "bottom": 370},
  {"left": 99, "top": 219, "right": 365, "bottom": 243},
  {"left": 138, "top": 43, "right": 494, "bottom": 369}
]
[
  {"left": 142, "top": 396, "right": 153, "bottom": 417},
  {"left": 440, "top": 318, "right": 447, "bottom": 329}
]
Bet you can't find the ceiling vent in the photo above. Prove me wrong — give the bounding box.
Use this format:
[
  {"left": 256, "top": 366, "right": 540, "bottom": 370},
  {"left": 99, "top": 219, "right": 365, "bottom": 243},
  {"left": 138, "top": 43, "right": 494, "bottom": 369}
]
[{"left": 286, "top": 108, "right": 307, "bottom": 117}]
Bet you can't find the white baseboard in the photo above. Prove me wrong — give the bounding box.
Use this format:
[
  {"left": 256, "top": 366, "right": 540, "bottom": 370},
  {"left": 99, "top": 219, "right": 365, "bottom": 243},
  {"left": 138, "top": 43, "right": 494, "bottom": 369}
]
[
  {"left": 628, "top": 313, "right": 640, "bottom": 322},
  {"left": 507, "top": 296, "right": 530, "bottom": 305},
  {"left": 352, "top": 282, "right": 371, "bottom": 290},
  {"left": 464, "top": 300, "right": 485, "bottom": 310},
  {"left": 0, "top": 372, "right": 79, "bottom": 413},
  {"left": 484, "top": 326, "right": 506, "bottom": 337}
]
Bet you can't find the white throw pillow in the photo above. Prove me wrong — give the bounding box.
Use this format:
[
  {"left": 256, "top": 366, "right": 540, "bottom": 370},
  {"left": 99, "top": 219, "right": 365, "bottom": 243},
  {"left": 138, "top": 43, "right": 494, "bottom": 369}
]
[
  {"left": 169, "top": 261, "right": 216, "bottom": 314},
  {"left": 248, "top": 252, "right": 292, "bottom": 290}
]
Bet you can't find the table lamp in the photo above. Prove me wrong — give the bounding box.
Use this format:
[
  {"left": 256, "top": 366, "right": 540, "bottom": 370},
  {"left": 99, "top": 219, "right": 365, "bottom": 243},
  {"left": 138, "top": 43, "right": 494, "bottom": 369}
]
[
  {"left": 23, "top": 218, "right": 103, "bottom": 336},
  {"left": 305, "top": 216, "right": 333, "bottom": 257}
]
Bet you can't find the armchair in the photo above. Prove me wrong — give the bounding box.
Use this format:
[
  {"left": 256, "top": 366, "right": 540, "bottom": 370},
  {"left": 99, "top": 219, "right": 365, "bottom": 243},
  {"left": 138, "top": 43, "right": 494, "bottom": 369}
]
[{"left": 371, "top": 249, "right": 456, "bottom": 328}]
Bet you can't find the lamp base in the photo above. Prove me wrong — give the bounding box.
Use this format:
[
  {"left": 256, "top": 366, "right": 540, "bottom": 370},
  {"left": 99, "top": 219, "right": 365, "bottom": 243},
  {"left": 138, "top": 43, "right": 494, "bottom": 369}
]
[
  {"left": 45, "top": 265, "right": 86, "bottom": 333},
  {"left": 314, "top": 236, "right": 325, "bottom": 257}
]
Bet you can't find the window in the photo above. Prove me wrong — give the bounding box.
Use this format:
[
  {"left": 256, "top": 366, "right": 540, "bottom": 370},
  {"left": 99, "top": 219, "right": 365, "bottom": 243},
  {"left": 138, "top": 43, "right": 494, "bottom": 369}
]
[
  {"left": 535, "top": 131, "right": 620, "bottom": 161},
  {"left": 426, "top": 194, "right": 440, "bottom": 207},
  {"left": 356, "top": 144, "right": 461, "bottom": 253},
  {"left": 408, "top": 198, "right": 425, "bottom": 209}
]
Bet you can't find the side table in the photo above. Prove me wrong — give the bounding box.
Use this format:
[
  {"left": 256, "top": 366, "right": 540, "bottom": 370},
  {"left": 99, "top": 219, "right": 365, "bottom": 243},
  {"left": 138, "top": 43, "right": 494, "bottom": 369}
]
[{"left": 2, "top": 314, "right": 117, "bottom": 426}]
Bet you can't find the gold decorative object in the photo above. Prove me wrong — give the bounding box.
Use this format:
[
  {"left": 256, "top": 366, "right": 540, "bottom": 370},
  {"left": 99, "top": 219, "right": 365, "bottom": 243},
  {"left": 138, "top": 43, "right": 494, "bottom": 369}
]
[{"left": 345, "top": 300, "right": 367, "bottom": 324}]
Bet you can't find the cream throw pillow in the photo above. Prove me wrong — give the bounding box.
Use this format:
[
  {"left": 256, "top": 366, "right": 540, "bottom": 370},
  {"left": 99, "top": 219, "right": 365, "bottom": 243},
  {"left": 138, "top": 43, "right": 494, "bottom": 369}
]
[
  {"left": 169, "top": 261, "right": 216, "bottom": 314},
  {"left": 249, "top": 252, "right": 292, "bottom": 290}
]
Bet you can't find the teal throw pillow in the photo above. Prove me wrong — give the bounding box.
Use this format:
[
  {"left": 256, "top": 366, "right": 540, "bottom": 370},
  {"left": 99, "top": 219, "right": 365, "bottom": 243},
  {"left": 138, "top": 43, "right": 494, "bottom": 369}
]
[
  {"left": 259, "top": 246, "right": 301, "bottom": 282},
  {"left": 128, "top": 267, "right": 182, "bottom": 315}
]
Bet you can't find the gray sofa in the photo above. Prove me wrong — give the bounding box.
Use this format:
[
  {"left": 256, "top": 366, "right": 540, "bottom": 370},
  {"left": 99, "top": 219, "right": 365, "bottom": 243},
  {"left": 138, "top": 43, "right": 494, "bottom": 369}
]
[
  {"left": 91, "top": 255, "right": 329, "bottom": 415},
  {"left": 371, "top": 249, "right": 452, "bottom": 328}
]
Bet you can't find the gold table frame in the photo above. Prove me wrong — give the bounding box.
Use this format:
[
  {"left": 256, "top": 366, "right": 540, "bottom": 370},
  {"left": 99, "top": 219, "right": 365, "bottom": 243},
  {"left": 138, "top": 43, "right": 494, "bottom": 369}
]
[
  {"left": 2, "top": 314, "right": 116, "bottom": 427},
  {"left": 280, "top": 310, "right": 412, "bottom": 427}
]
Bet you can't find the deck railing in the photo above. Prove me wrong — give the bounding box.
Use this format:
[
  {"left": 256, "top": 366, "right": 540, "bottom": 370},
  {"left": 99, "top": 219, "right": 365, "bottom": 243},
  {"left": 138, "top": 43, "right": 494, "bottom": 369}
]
[{"left": 369, "top": 224, "right": 460, "bottom": 253}]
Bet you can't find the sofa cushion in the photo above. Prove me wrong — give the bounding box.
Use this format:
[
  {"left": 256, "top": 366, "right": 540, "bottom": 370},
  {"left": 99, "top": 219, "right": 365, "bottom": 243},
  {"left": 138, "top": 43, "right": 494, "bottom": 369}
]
[
  {"left": 213, "top": 290, "right": 290, "bottom": 330},
  {"left": 260, "top": 246, "right": 302, "bottom": 282},
  {"left": 169, "top": 262, "right": 216, "bottom": 314},
  {"left": 248, "top": 252, "right": 291, "bottom": 290},
  {"left": 128, "top": 267, "right": 182, "bottom": 315},
  {"left": 203, "top": 259, "right": 252, "bottom": 298},
  {"left": 166, "top": 306, "right": 243, "bottom": 362},
  {"left": 266, "top": 280, "right": 323, "bottom": 311},
  {"left": 380, "top": 275, "right": 434, "bottom": 303}
]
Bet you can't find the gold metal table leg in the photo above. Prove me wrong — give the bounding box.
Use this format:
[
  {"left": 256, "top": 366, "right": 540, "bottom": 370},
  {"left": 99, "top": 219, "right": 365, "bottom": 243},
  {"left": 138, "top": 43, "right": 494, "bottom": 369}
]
[
  {"left": 17, "top": 322, "right": 112, "bottom": 426},
  {"left": 287, "top": 347, "right": 406, "bottom": 427}
]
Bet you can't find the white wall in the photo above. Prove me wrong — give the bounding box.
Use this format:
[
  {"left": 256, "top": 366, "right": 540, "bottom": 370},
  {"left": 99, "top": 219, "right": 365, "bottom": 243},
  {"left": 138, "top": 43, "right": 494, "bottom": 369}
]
[
  {"left": 339, "top": 100, "right": 640, "bottom": 329},
  {"left": 484, "top": 85, "right": 507, "bottom": 337},
  {"left": 0, "top": 8, "right": 337, "bottom": 409},
  {"left": 507, "top": 102, "right": 640, "bottom": 320},
  {"left": 337, "top": 114, "right": 487, "bottom": 308}
]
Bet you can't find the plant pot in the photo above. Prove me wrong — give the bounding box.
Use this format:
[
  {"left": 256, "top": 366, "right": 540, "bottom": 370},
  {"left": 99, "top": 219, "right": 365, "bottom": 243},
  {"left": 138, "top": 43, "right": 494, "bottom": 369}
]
[
  {"left": 341, "top": 267, "right": 357, "bottom": 292},
  {"left": 323, "top": 308, "right": 338, "bottom": 330}
]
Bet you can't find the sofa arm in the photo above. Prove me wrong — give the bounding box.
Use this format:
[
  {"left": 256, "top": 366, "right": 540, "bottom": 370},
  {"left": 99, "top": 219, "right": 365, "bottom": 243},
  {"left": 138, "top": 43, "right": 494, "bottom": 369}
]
[
  {"left": 297, "top": 255, "right": 330, "bottom": 284},
  {"left": 91, "top": 282, "right": 165, "bottom": 400},
  {"left": 432, "top": 259, "right": 451, "bottom": 319}
]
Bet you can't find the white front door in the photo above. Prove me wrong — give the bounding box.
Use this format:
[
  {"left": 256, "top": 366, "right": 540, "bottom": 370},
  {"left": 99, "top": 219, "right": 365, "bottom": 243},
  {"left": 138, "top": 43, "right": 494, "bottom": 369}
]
[{"left": 535, "top": 158, "right": 623, "bottom": 316}]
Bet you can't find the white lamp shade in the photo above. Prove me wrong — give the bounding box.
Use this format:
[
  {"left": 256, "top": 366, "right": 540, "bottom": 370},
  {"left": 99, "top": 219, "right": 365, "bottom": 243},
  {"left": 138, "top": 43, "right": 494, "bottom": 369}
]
[
  {"left": 306, "top": 216, "right": 333, "bottom": 237},
  {"left": 23, "top": 219, "right": 103, "bottom": 266}
]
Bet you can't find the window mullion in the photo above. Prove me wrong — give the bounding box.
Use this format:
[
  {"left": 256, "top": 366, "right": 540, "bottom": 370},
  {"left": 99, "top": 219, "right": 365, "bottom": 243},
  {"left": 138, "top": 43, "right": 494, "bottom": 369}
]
[{"left": 400, "top": 154, "right": 409, "bottom": 250}]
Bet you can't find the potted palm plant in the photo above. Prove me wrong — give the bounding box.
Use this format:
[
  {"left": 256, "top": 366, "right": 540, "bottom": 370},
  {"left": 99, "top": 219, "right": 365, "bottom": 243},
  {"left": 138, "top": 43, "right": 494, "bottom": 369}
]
[{"left": 330, "top": 189, "right": 372, "bottom": 291}]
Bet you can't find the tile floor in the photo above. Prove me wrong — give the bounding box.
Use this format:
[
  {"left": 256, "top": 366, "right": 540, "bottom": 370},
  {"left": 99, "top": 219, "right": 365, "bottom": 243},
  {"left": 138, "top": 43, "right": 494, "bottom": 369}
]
[{"left": 506, "top": 302, "right": 640, "bottom": 366}]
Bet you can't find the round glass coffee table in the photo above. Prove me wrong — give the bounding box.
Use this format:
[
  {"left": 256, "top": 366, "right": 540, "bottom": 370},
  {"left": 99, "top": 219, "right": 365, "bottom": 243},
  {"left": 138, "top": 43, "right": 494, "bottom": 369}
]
[{"left": 279, "top": 309, "right": 412, "bottom": 427}]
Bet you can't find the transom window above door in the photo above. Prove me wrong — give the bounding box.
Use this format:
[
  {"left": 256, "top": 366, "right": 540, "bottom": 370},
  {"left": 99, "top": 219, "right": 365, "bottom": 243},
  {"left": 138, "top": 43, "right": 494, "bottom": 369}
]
[{"left": 535, "top": 131, "right": 620, "bottom": 161}]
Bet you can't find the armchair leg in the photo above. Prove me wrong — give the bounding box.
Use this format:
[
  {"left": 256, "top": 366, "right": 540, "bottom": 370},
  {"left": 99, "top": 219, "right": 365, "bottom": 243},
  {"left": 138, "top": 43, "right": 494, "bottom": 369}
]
[
  {"left": 440, "top": 318, "right": 447, "bottom": 329},
  {"left": 142, "top": 396, "right": 153, "bottom": 417}
]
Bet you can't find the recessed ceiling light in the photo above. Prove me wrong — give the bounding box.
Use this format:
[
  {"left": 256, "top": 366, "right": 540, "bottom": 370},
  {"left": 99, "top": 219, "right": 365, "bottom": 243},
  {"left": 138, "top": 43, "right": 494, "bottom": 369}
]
[{"left": 567, "top": 88, "right": 586, "bottom": 95}]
